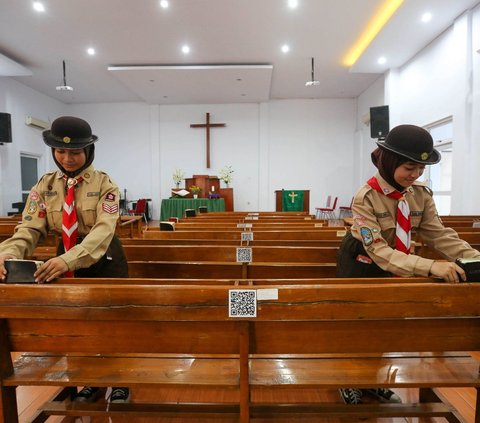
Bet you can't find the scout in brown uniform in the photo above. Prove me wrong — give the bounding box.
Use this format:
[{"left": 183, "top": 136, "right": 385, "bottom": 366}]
[
  {"left": 0, "top": 116, "right": 130, "bottom": 404},
  {"left": 337, "top": 124, "right": 480, "bottom": 405}
]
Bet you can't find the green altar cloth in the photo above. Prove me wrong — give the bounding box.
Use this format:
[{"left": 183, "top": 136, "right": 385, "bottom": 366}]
[
  {"left": 282, "top": 190, "right": 304, "bottom": 211},
  {"left": 160, "top": 198, "right": 225, "bottom": 220}
]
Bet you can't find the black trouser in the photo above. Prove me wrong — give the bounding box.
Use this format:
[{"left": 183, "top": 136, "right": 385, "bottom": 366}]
[
  {"left": 336, "top": 232, "right": 391, "bottom": 278},
  {"left": 57, "top": 235, "right": 129, "bottom": 278}
]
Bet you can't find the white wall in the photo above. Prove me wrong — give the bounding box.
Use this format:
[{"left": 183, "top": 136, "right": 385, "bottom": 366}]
[
  {"left": 0, "top": 77, "right": 65, "bottom": 214},
  {"left": 70, "top": 100, "right": 357, "bottom": 218}
]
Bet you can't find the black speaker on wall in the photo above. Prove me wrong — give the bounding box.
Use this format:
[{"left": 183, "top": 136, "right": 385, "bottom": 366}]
[
  {"left": 0, "top": 113, "right": 12, "bottom": 144},
  {"left": 370, "top": 105, "right": 389, "bottom": 139}
]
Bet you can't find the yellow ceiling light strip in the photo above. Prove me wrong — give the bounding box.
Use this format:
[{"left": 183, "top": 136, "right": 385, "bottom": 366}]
[{"left": 343, "top": 0, "right": 404, "bottom": 67}]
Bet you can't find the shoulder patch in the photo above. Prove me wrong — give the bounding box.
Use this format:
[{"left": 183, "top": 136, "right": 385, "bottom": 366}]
[{"left": 359, "top": 227, "right": 374, "bottom": 246}]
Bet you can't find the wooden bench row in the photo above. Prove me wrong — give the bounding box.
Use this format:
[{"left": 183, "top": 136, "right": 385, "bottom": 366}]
[{"left": 0, "top": 280, "right": 478, "bottom": 422}]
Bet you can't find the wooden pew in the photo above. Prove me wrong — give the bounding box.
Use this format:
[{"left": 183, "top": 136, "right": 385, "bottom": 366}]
[
  {"left": 122, "top": 238, "right": 342, "bottom": 247},
  {"left": 143, "top": 229, "right": 348, "bottom": 240},
  {"left": 0, "top": 281, "right": 479, "bottom": 422},
  {"left": 123, "top": 245, "right": 339, "bottom": 262},
  {"left": 127, "top": 261, "right": 338, "bottom": 279}
]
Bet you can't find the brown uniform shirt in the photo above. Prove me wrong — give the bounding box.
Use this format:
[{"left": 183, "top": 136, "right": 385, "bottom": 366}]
[
  {"left": 0, "top": 165, "right": 120, "bottom": 272},
  {"left": 351, "top": 172, "right": 480, "bottom": 277}
]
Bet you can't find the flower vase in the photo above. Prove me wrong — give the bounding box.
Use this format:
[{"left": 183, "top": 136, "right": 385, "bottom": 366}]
[{"left": 193, "top": 194, "right": 198, "bottom": 199}]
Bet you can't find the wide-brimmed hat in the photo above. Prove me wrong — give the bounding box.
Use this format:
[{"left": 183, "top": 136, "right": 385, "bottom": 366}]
[
  {"left": 43, "top": 116, "right": 98, "bottom": 149},
  {"left": 376, "top": 124, "right": 440, "bottom": 164}
]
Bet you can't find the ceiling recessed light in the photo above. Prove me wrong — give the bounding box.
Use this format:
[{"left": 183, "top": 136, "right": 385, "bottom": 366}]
[
  {"left": 32, "top": 2, "right": 45, "bottom": 12},
  {"left": 377, "top": 56, "right": 387, "bottom": 65},
  {"left": 181, "top": 45, "right": 190, "bottom": 54},
  {"left": 281, "top": 44, "right": 290, "bottom": 53},
  {"left": 421, "top": 12, "right": 432, "bottom": 23},
  {"left": 160, "top": 0, "right": 169, "bottom": 9},
  {"left": 288, "top": 0, "right": 298, "bottom": 9},
  {"left": 87, "top": 47, "right": 96, "bottom": 56}
]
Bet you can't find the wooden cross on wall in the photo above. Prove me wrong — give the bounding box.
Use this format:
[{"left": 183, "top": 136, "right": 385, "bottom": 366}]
[{"left": 190, "top": 113, "right": 226, "bottom": 168}]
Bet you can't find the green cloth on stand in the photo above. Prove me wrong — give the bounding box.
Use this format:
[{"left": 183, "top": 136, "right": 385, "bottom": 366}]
[
  {"left": 160, "top": 198, "right": 226, "bottom": 220},
  {"left": 281, "top": 190, "right": 304, "bottom": 211}
]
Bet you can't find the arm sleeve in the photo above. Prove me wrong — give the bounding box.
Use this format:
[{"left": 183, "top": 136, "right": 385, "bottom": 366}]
[
  {"left": 0, "top": 183, "right": 48, "bottom": 258},
  {"left": 416, "top": 192, "right": 480, "bottom": 261}
]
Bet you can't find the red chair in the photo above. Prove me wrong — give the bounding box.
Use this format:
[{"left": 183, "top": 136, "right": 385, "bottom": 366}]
[
  {"left": 339, "top": 197, "right": 354, "bottom": 218},
  {"left": 128, "top": 198, "right": 148, "bottom": 224},
  {"left": 315, "top": 196, "right": 338, "bottom": 220}
]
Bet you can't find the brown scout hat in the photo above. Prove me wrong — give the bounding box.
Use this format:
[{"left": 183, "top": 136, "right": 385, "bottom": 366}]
[
  {"left": 376, "top": 124, "right": 441, "bottom": 164},
  {"left": 42, "top": 116, "right": 98, "bottom": 149}
]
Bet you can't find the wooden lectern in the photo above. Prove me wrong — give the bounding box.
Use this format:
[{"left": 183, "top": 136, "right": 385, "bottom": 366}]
[
  {"left": 182, "top": 175, "right": 234, "bottom": 211},
  {"left": 275, "top": 190, "right": 310, "bottom": 212}
]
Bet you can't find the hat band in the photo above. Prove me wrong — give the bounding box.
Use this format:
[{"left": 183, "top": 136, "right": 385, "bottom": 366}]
[{"left": 49, "top": 134, "right": 94, "bottom": 145}]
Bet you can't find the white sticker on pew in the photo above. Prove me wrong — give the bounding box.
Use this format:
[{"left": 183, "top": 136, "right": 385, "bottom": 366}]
[
  {"left": 245, "top": 216, "right": 258, "bottom": 220},
  {"left": 336, "top": 230, "right": 347, "bottom": 237},
  {"left": 237, "top": 223, "right": 253, "bottom": 228},
  {"left": 229, "top": 289, "right": 257, "bottom": 317},
  {"left": 315, "top": 223, "right": 323, "bottom": 227},
  {"left": 248, "top": 213, "right": 259, "bottom": 216},
  {"left": 241, "top": 232, "right": 254, "bottom": 241},
  {"left": 236, "top": 247, "right": 252, "bottom": 263},
  {"left": 257, "top": 288, "right": 278, "bottom": 300}
]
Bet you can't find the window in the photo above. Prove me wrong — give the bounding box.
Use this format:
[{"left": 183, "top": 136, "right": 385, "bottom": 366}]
[
  {"left": 21, "top": 155, "right": 39, "bottom": 202},
  {"left": 419, "top": 118, "right": 452, "bottom": 215}
]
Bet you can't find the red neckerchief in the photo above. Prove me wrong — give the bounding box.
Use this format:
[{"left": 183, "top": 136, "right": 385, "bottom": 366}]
[{"left": 367, "top": 176, "right": 411, "bottom": 254}]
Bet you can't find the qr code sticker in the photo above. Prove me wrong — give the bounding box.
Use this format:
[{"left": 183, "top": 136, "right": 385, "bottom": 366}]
[
  {"left": 229, "top": 290, "right": 257, "bottom": 317},
  {"left": 241, "top": 232, "right": 254, "bottom": 241},
  {"left": 236, "top": 247, "right": 252, "bottom": 262}
]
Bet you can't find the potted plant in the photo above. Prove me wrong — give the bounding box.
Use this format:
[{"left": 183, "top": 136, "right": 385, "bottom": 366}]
[
  {"left": 172, "top": 168, "right": 185, "bottom": 188},
  {"left": 189, "top": 185, "right": 202, "bottom": 198},
  {"left": 219, "top": 165, "right": 234, "bottom": 187}
]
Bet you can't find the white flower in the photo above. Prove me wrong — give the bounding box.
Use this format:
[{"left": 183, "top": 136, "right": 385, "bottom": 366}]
[
  {"left": 219, "top": 165, "right": 234, "bottom": 184},
  {"left": 172, "top": 168, "right": 185, "bottom": 184}
]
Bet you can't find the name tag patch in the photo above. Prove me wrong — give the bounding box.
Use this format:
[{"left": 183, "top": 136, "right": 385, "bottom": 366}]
[{"left": 87, "top": 192, "right": 100, "bottom": 197}]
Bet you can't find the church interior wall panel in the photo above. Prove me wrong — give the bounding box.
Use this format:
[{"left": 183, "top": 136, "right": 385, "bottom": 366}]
[{"left": 267, "top": 99, "right": 357, "bottom": 214}]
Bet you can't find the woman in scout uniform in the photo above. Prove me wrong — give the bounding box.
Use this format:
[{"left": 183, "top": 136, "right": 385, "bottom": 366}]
[
  {"left": 337, "top": 124, "right": 480, "bottom": 405},
  {"left": 0, "top": 116, "right": 130, "bottom": 404}
]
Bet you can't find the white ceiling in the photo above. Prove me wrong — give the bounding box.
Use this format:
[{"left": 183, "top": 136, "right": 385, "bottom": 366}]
[{"left": 0, "top": 0, "right": 478, "bottom": 105}]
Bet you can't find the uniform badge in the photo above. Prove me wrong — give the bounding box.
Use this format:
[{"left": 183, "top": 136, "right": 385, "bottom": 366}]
[
  {"left": 421, "top": 152, "right": 428, "bottom": 160},
  {"left": 84, "top": 172, "right": 90, "bottom": 179},
  {"left": 48, "top": 185, "right": 53, "bottom": 191},
  {"left": 63, "top": 136, "right": 71, "bottom": 144},
  {"left": 39, "top": 202, "right": 46, "bottom": 210},
  {"left": 27, "top": 200, "right": 37, "bottom": 215},
  {"left": 105, "top": 192, "right": 116, "bottom": 202},
  {"left": 102, "top": 203, "right": 118, "bottom": 214},
  {"left": 360, "top": 227, "right": 373, "bottom": 246},
  {"left": 38, "top": 211, "right": 46, "bottom": 218},
  {"left": 87, "top": 192, "right": 100, "bottom": 197},
  {"left": 30, "top": 191, "right": 39, "bottom": 201},
  {"left": 24, "top": 215, "right": 32, "bottom": 221}
]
